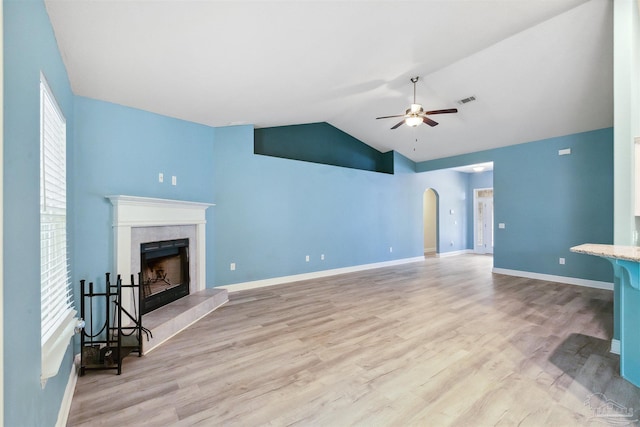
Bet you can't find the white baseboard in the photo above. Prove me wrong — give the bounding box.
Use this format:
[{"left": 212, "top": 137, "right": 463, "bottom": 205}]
[
  {"left": 219, "top": 256, "right": 426, "bottom": 293},
  {"left": 437, "top": 249, "right": 473, "bottom": 258},
  {"left": 492, "top": 268, "right": 613, "bottom": 291},
  {"left": 611, "top": 339, "right": 620, "bottom": 355},
  {"left": 56, "top": 353, "right": 80, "bottom": 427}
]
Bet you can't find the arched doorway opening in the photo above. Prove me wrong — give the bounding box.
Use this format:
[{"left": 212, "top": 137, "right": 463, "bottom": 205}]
[{"left": 423, "top": 188, "right": 438, "bottom": 256}]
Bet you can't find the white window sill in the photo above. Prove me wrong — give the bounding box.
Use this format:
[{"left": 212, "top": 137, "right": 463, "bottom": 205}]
[{"left": 41, "top": 310, "right": 77, "bottom": 388}]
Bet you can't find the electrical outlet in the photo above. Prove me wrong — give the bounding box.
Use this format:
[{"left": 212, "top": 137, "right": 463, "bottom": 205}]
[
  {"left": 230, "top": 262, "right": 236, "bottom": 271},
  {"left": 305, "top": 255, "right": 310, "bottom": 262},
  {"left": 158, "top": 173, "right": 164, "bottom": 183},
  {"left": 559, "top": 258, "right": 565, "bottom": 265},
  {"left": 172, "top": 175, "right": 177, "bottom": 186},
  {"left": 321, "top": 254, "right": 325, "bottom": 260},
  {"left": 389, "top": 247, "right": 393, "bottom": 253}
]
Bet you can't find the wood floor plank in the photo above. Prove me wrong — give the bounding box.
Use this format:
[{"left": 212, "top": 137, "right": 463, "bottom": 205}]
[{"left": 67, "top": 255, "right": 640, "bottom": 426}]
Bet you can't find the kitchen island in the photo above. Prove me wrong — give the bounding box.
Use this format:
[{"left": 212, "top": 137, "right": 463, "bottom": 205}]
[{"left": 571, "top": 243, "right": 640, "bottom": 387}]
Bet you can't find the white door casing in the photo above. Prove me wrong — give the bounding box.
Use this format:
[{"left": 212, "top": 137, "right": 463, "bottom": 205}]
[{"left": 474, "top": 189, "right": 494, "bottom": 254}]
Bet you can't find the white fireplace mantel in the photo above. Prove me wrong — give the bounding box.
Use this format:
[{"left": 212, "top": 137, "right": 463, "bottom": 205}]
[
  {"left": 107, "top": 195, "right": 214, "bottom": 227},
  {"left": 106, "top": 195, "right": 214, "bottom": 294}
]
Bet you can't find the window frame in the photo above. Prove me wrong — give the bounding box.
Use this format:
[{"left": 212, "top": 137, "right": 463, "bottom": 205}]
[{"left": 39, "top": 73, "right": 76, "bottom": 385}]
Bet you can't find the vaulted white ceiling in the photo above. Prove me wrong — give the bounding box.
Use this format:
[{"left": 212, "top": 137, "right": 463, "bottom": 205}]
[{"left": 45, "top": 0, "right": 613, "bottom": 163}]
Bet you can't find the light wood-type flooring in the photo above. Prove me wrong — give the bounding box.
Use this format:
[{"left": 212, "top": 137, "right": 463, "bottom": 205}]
[{"left": 67, "top": 255, "right": 640, "bottom": 426}]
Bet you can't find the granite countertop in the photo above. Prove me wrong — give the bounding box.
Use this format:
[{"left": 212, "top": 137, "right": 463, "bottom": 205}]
[{"left": 571, "top": 243, "right": 640, "bottom": 262}]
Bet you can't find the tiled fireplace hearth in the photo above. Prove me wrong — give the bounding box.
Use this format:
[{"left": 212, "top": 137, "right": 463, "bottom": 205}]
[{"left": 107, "top": 195, "right": 227, "bottom": 353}]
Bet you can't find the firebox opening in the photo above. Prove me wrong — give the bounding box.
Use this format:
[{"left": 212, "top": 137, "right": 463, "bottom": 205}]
[{"left": 140, "top": 238, "right": 189, "bottom": 314}]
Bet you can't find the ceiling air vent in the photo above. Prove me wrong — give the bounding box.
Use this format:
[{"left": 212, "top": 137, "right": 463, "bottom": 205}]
[{"left": 457, "top": 95, "right": 476, "bottom": 105}]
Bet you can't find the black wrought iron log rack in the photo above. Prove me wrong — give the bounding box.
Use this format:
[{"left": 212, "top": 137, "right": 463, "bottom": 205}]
[{"left": 79, "top": 273, "right": 152, "bottom": 375}]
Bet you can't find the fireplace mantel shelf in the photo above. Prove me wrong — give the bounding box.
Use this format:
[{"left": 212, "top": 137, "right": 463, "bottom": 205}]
[
  {"left": 106, "top": 195, "right": 215, "bottom": 227},
  {"left": 106, "top": 195, "right": 214, "bottom": 209}
]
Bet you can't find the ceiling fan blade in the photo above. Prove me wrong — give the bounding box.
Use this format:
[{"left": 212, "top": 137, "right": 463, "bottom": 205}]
[
  {"left": 423, "top": 117, "right": 439, "bottom": 127},
  {"left": 424, "top": 108, "right": 458, "bottom": 115},
  {"left": 391, "top": 120, "right": 405, "bottom": 129},
  {"left": 376, "top": 114, "right": 405, "bottom": 120}
]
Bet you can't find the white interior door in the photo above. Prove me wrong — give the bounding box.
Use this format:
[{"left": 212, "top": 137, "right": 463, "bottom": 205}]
[{"left": 474, "top": 189, "right": 494, "bottom": 254}]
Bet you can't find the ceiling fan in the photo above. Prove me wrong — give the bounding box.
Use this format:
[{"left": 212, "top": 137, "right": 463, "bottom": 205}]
[{"left": 376, "top": 76, "right": 458, "bottom": 129}]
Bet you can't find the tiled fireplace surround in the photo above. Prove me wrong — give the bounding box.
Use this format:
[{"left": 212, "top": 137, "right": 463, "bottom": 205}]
[{"left": 107, "top": 195, "right": 228, "bottom": 353}]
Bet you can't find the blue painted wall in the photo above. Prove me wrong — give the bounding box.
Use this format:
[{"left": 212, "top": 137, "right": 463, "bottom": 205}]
[
  {"left": 469, "top": 170, "right": 493, "bottom": 191},
  {"left": 212, "top": 125, "right": 423, "bottom": 285},
  {"left": 72, "top": 97, "right": 215, "bottom": 288},
  {"left": 255, "top": 122, "right": 394, "bottom": 174},
  {"left": 4, "top": 0, "right": 76, "bottom": 425},
  {"left": 415, "top": 169, "right": 493, "bottom": 254},
  {"left": 415, "top": 169, "right": 470, "bottom": 253},
  {"left": 212, "top": 126, "right": 477, "bottom": 286},
  {"left": 418, "top": 128, "right": 614, "bottom": 282}
]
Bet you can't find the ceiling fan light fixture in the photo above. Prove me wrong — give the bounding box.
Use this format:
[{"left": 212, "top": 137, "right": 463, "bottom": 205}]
[{"left": 405, "top": 115, "right": 423, "bottom": 127}]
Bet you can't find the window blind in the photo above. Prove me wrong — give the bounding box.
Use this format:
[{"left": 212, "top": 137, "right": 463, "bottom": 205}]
[{"left": 40, "top": 74, "right": 76, "bottom": 383}]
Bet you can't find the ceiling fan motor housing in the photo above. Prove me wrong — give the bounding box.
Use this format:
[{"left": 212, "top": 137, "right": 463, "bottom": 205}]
[{"left": 409, "top": 103, "right": 423, "bottom": 114}]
